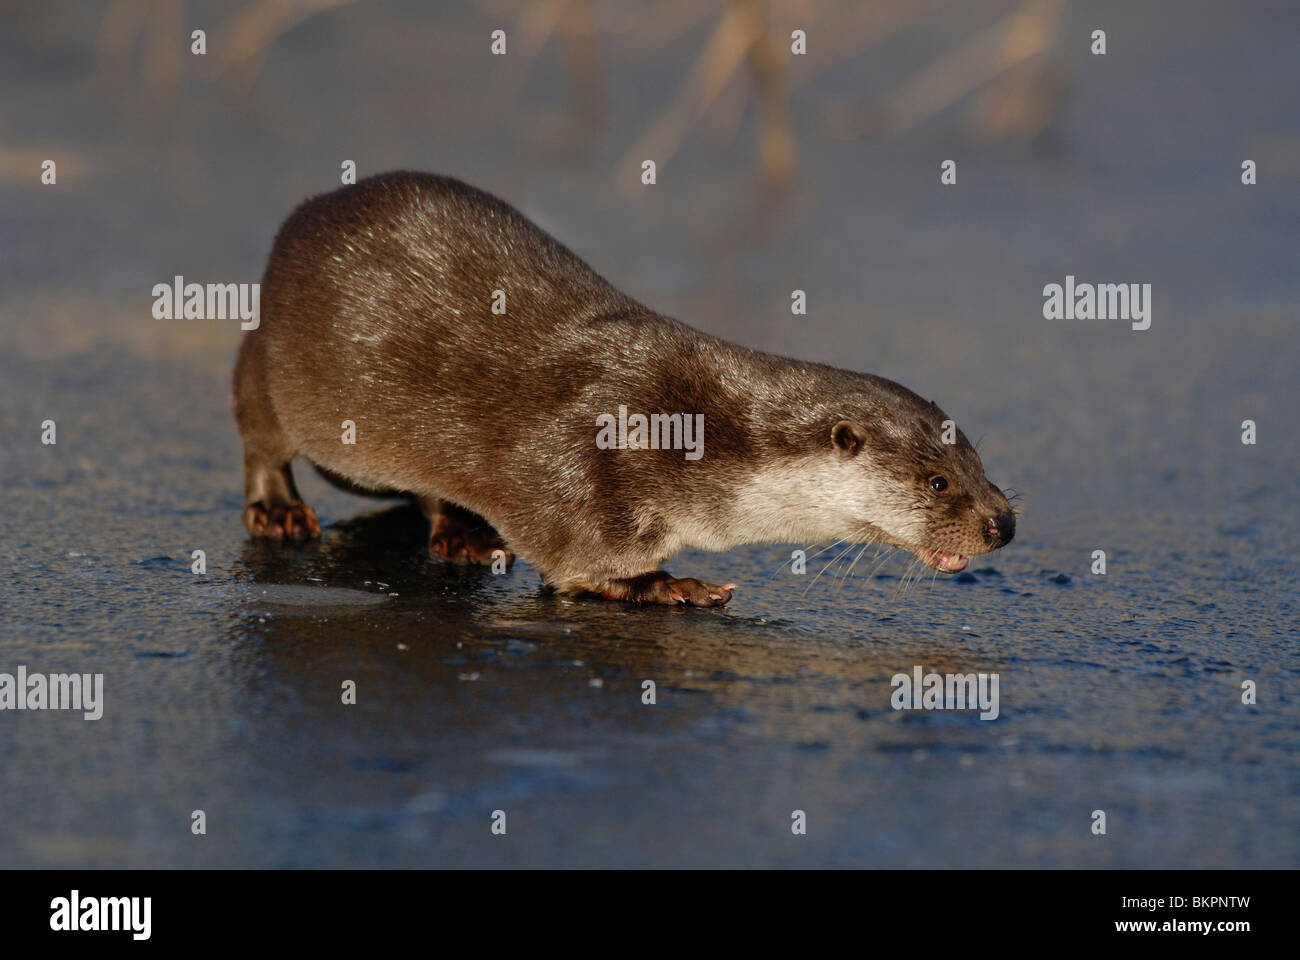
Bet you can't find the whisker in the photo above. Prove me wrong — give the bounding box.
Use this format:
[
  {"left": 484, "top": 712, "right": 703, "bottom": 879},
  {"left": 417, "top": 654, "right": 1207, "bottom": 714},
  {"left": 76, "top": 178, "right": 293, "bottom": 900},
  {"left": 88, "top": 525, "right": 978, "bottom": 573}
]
[
  {"left": 802, "top": 537, "right": 852, "bottom": 565},
  {"left": 766, "top": 537, "right": 847, "bottom": 581},
  {"left": 863, "top": 544, "right": 895, "bottom": 584},
  {"left": 834, "top": 537, "right": 880, "bottom": 594},
  {"left": 908, "top": 557, "right": 928, "bottom": 595},
  {"left": 802, "top": 540, "right": 858, "bottom": 598},
  {"left": 894, "top": 555, "right": 923, "bottom": 599}
]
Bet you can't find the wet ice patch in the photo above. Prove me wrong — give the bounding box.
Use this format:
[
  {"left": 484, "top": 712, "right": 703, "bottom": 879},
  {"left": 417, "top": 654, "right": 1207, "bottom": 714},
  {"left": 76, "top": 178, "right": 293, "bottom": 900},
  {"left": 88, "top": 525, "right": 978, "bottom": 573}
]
[
  {"left": 238, "top": 584, "right": 391, "bottom": 610},
  {"left": 482, "top": 619, "right": 577, "bottom": 638}
]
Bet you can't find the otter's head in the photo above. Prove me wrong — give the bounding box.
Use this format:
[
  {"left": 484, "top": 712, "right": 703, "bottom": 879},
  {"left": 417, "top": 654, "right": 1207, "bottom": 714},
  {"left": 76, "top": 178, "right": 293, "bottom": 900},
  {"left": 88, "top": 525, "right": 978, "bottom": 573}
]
[{"left": 826, "top": 386, "right": 1015, "bottom": 573}]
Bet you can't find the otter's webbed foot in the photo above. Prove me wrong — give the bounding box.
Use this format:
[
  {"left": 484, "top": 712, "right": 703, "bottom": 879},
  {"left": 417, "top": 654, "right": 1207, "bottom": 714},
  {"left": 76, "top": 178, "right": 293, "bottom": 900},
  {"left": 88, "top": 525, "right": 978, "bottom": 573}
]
[
  {"left": 601, "top": 571, "right": 735, "bottom": 607},
  {"left": 243, "top": 501, "right": 321, "bottom": 540}
]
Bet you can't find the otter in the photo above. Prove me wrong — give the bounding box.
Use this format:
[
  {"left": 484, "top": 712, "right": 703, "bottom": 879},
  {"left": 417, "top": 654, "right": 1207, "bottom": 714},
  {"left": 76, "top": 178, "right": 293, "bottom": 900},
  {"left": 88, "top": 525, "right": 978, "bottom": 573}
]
[{"left": 233, "top": 172, "right": 1015, "bottom": 606}]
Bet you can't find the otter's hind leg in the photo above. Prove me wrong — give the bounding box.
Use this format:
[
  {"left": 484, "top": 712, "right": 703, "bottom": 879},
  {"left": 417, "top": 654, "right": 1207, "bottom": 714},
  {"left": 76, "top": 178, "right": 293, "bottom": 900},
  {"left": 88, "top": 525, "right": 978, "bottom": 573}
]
[
  {"left": 234, "top": 345, "right": 320, "bottom": 540},
  {"left": 241, "top": 460, "right": 320, "bottom": 540},
  {"left": 419, "top": 496, "right": 513, "bottom": 567}
]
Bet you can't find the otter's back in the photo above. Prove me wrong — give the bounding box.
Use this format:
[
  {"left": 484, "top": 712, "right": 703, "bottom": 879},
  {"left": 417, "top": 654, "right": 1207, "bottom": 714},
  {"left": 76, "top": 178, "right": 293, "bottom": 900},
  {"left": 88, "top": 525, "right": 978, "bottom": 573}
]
[{"left": 252, "top": 172, "right": 641, "bottom": 492}]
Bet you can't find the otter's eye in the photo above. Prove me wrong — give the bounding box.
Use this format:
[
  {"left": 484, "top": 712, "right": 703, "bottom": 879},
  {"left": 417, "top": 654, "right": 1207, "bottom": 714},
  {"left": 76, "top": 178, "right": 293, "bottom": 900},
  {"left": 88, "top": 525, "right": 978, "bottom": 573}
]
[{"left": 929, "top": 476, "right": 949, "bottom": 494}]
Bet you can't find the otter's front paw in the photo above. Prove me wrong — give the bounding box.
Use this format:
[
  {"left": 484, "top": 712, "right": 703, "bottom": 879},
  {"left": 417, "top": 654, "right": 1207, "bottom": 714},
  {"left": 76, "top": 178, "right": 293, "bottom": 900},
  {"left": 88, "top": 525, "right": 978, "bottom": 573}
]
[
  {"left": 605, "top": 571, "right": 736, "bottom": 607},
  {"left": 243, "top": 501, "right": 321, "bottom": 540}
]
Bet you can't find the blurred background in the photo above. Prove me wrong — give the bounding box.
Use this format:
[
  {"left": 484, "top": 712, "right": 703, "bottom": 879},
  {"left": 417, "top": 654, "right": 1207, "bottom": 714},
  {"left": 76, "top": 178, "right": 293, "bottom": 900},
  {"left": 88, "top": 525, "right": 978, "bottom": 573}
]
[{"left": 0, "top": 0, "right": 1297, "bottom": 868}]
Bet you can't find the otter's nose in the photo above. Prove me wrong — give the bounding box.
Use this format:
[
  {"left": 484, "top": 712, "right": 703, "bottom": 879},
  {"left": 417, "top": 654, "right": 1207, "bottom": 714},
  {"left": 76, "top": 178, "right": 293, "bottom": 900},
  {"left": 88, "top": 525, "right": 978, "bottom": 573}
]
[{"left": 984, "top": 511, "right": 1015, "bottom": 548}]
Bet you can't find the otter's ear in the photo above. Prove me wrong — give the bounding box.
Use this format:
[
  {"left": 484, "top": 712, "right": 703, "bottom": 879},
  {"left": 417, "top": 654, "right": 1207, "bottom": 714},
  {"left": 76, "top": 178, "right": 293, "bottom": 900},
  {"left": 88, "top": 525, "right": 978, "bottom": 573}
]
[{"left": 831, "top": 420, "right": 868, "bottom": 457}]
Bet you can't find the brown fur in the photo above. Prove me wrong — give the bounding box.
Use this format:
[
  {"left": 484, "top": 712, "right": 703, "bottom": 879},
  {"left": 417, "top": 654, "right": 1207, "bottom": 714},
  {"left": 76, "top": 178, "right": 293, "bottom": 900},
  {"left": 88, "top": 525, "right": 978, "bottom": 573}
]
[{"left": 233, "top": 172, "right": 1014, "bottom": 605}]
